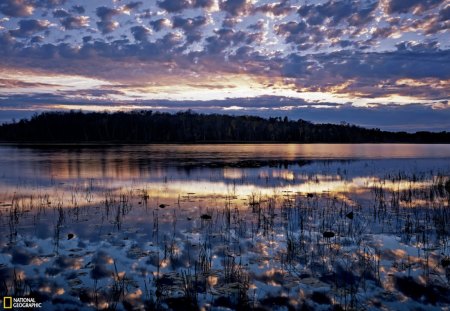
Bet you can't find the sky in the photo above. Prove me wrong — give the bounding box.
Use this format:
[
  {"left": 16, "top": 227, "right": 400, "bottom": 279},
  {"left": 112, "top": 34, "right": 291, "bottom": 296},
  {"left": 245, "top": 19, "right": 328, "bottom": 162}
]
[{"left": 0, "top": 0, "right": 449, "bottom": 131}]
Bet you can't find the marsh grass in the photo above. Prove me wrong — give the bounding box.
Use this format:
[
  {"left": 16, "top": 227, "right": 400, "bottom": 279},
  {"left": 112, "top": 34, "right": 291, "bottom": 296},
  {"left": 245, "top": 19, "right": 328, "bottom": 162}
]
[
  {"left": 0, "top": 268, "right": 31, "bottom": 297},
  {"left": 1, "top": 170, "right": 450, "bottom": 310}
]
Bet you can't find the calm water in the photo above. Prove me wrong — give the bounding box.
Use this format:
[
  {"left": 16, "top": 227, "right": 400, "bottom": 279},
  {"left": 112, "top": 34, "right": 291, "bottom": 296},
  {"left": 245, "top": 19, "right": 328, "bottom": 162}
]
[{"left": 0, "top": 144, "right": 450, "bottom": 310}]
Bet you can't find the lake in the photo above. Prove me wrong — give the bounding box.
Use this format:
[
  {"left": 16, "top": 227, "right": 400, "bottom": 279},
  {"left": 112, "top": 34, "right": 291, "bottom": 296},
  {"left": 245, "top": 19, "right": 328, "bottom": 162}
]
[{"left": 1, "top": 144, "right": 449, "bottom": 310}]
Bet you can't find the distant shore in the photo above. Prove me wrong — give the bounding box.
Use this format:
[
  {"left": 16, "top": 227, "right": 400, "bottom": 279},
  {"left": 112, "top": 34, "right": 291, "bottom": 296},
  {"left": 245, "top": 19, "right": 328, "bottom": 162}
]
[{"left": 1, "top": 110, "right": 449, "bottom": 144}]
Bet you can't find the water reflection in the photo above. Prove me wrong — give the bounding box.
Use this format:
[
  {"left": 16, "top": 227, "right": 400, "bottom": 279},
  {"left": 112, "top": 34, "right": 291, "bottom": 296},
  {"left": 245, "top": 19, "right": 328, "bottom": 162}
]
[
  {"left": 0, "top": 144, "right": 450, "bottom": 310},
  {"left": 2, "top": 144, "right": 450, "bottom": 180}
]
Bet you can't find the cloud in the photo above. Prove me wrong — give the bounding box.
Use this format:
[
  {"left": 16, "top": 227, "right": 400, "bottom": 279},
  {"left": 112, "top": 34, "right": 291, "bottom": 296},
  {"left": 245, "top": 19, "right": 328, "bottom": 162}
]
[
  {"left": 0, "top": 78, "right": 59, "bottom": 88},
  {"left": 298, "top": 0, "right": 378, "bottom": 27},
  {"left": 347, "top": 1, "right": 379, "bottom": 26},
  {"left": 96, "top": 6, "right": 121, "bottom": 22},
  {"left": 280, "top": 53, "right": 311, "bottom": 78},
  {"left": 193, "top": 0, "right": 214, "bottom": 9},
  {"left": 52, "top": 8, "right": 90, "bottom": 30},
  {"left": 0, "top": 0, "right": 34, "bottom": 17},
  {"left": 0, "top": 32, "right": 15, "bottom": 51},
  {"left": 271, "top": 1, "right": 379, "bottom": 49},
  {"left": 9, "top": 19, "right": 50, "bottom": 37},
  {"left": 96, "top": 6, "right": 121, "bottom": 34},
  {"left": 52, "top": 8, "right": 70, "bottom": 18},
  {"left": 220, "top": 0, "right": 253, "bottom": 16},
  {"left": 157, "top": 0, "right": 191, "bottom": 12},
  {"left": 157, "top": 0, "right": 213, "bottom": 12},
  {"left": 172, "top": 15, "right": 206, "bottom": 42},
  {"left": 304, "top": 0, "right": 378, "bottom": 26},
  {"left": 71, "top": 5, "right": 85, "bottom": 14},
  {"left": 276, "top": 21, "right": 307, "bottom": 35},
  {"left": 395, "top": 40, "right": 440, "bottom": 52},
  {"left": 439, "top": 4, "right": 450, "bottom": 21},
  {"left": 283, "top": 49, "right": 450, "bottom": 87},
  {"left": 247, "top": 20, "right": 264, "bottom": 31},
  {"left": 222, "top": 17, "right": 238, "bottom": 28},
  {"left": 150, "top": 18, "right": 170, "bottom": 31},
  {"left": 33, "top": 0, "right": 67, "bottom": 8},
  {"left": 204, "top": 28, "right": 253, "bottom": 53},
  {"left": 123, "top": 1, "right": 143, "bottom": 11},
  {"left": 387, "top": 0, "right": 443, "bottom": 14},
  {"left": 0, "top": 0, "right": 65, "bottom": 17},
  {"left": 173, "top": 16, "right": 207, "bottom": 31},
  {"left": 253, "top": 1, "right": 294, "bottom": 17},
  {"left": 59, "top": 88, "right": 126, "bottom": 97},
  {"left": 61, "top": 15, "right": 89, "bottom": 30},
  {"left": 130, "top": 25, "right": 150, "bottom": 41},
  {"left": 276, "top": 21, "right": 308, "bottom": 44},
  {"left": 1, "top": 27, "right": 448, "bottom": 104},
  {"left": 30, "top": 35, "right": 44, "bottom": 43}
]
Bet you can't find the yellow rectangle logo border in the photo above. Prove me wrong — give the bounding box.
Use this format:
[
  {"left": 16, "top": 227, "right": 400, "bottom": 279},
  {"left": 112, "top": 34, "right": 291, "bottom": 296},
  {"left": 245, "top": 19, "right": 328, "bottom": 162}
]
[{"left": 3, "top": 297, "right": 12, "bottom": 309}]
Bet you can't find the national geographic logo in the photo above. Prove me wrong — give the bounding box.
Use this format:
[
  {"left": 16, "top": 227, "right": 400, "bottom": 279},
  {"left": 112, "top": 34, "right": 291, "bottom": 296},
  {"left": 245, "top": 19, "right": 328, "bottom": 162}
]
[{"left": 2, "top": 297, "right": 42, "bottom": 309}]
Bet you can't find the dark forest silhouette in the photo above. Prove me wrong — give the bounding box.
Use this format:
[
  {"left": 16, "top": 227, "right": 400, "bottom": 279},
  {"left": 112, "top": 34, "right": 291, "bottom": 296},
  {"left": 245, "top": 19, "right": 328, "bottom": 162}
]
[{"left": 1, "top": 110, "right": 449, "bottom": 143}]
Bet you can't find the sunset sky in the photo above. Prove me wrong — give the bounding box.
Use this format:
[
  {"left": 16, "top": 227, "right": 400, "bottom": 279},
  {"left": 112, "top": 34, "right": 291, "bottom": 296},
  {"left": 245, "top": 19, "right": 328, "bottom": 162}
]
[{"left": 0, "top": 0, "right": 449, "bottom": 131}]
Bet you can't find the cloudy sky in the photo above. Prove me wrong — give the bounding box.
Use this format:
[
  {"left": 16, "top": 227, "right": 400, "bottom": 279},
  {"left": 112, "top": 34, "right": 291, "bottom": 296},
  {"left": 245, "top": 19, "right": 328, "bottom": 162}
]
[{"left": 0, "top": 0, "right": 449, "bottom": 131}]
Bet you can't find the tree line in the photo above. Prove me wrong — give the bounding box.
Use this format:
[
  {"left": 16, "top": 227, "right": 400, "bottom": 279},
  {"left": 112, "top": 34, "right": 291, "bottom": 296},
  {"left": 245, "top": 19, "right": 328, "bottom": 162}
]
[{"left": 0, "top": 110, "right": 449, "bottom": 143}]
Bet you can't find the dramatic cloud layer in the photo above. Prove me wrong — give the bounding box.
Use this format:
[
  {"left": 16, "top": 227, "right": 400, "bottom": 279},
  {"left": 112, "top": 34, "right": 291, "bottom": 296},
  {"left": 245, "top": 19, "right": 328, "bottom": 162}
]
[{"left": 0, "top": 0, "right": 449, "bottom": 131}]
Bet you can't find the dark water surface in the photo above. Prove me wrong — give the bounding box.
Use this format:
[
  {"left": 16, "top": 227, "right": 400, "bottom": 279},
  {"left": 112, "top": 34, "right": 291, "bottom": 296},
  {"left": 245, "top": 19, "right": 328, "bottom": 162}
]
[{"left": 1, "top": 144, "right": 450, "bottom": 310}]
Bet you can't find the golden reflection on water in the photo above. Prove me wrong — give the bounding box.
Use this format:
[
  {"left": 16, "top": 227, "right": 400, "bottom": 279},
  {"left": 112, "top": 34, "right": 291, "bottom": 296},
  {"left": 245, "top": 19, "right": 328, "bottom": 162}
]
[
  {"left": 223, "top": 168, "right": 244, "bottom": 180},
  {"left": 0, "top": 175, "right": 439, "bottom": 211},
  {"left": 0, "top": 144, "right": 448, "bottom": 219},
  {"left": 3, "top": 144, "right": 450, "bottom": 180}
]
